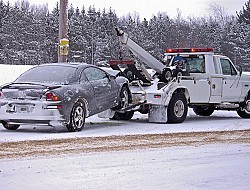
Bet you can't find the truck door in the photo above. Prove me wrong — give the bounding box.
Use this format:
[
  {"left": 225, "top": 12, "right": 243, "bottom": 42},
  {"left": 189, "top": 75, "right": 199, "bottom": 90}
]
[
  {"left": 209, "top": 75, "right": 223, "bottom": 103},
  {"left": 220, "top": 58, "right": 241, "bottom": 102}
]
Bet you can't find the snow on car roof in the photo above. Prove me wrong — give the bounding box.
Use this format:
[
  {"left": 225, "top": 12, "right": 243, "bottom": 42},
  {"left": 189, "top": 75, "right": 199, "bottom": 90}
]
[{"left": 38, "top": 62, "right": 89, "bottom": 68}]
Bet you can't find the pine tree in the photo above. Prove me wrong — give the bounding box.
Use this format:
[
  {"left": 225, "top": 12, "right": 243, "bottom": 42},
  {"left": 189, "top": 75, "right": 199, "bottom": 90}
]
[
  {"left": 44, "top": 2, "right": 60, "bottom": 63},
  {"left": 237, "top": 0, "right": 250, "bottom": 24}
]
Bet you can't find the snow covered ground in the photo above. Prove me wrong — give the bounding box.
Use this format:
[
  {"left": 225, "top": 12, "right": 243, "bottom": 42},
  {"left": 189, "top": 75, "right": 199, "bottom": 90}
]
[
  {"left": 0, "top": 64, "right": 250, "bottom": 190},
  {"left": 0, "top": 110, "right": 250, "bottom": 142},
  {"left": 1, "top": 144, "right": 250, "bottom": 190}
]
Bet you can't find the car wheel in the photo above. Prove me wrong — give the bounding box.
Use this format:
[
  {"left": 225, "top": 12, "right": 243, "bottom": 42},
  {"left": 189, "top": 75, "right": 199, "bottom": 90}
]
[
  {"left": 66, "top": 101, "right": 86, "bottom": 132},
  {"left": 193, "top": 106, "right": 214, "bottom": 116},
  {"left": 167, "top": 93, "right": 188, "bottom": 123},
  {"left": 110, "top": 86, "right": 134, "bottom": 120},
  {"left": 120, "top": 86, "right": 130, "bottom": 109},
  {"left": 1, "top": 121, "right": 20, "bottom": 130},
  {"left": 113, "top": 86, "right": 131, "bottom": 110}
]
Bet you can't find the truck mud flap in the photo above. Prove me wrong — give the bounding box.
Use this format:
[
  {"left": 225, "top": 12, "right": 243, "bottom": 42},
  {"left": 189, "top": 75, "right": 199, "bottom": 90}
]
[{"left": 148, "top": 105, "right": 168, "bottom": 123}]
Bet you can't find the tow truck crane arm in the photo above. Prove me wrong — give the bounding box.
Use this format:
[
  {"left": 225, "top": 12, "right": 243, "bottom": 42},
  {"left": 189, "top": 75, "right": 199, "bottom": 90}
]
[{"left": 115, "top": 28, "right": 165, "bottom": 74}]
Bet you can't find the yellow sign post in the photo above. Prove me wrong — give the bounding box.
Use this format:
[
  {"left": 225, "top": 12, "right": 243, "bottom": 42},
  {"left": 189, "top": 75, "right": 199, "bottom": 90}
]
[{"left": 59, "top": 38, "right": 69, "bottom": 56}]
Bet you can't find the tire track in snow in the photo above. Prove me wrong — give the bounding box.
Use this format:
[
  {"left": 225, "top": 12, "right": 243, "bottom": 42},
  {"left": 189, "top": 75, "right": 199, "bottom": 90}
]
[{"left": 0, "top": 130, "right": 250, "bottom": 159}]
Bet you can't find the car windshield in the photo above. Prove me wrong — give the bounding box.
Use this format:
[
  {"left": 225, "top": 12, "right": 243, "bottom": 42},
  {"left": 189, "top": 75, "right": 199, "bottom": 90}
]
[{"left": 15, "top": 65, "right": 77, "bottom": 85}]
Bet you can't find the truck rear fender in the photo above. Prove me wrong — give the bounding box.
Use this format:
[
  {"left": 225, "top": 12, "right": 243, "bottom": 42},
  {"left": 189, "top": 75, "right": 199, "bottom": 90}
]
[
  {"left": 164, "top": 86, "right": 190, "bottom": 106},
  {"left": 244, "top": 91, "right": 250, "bottom": 101}
]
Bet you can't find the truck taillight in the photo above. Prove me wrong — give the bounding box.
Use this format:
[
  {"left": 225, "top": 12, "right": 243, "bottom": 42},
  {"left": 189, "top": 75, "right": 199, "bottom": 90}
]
[
  {"left": 0, "top": 91, "right": 3, "bottom": 98},
  {"left": 166, "top": 48, "right": 213, "bottom": 53},
  {"left": 154, "top": 94, "right": 161, "bottom": 99},
  {"left": 44, "top": 92, "right": 60, "bottom": 101}
]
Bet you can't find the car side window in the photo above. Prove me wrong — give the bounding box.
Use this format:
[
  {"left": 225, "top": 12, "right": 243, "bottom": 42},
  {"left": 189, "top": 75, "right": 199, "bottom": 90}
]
[
  {"left": 220, "top": 59, "right": 237, "bottom": 75},
  {"left": 80, "top": 70, "right": 88, "bottom": 83},
  {"left": 83, "top": 67, "right": 108, "bottom": 82}
]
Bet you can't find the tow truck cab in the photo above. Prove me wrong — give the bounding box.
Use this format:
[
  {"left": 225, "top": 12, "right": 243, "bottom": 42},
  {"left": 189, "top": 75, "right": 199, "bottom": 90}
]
[{"left": 163, "top": 48, "right": 250, "bottom": 104}]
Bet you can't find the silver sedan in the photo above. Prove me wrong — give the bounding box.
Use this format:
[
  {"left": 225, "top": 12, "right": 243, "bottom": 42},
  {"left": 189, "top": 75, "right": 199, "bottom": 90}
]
[{"left": 0, "top": 63, "right": 133, "bottom": 132}]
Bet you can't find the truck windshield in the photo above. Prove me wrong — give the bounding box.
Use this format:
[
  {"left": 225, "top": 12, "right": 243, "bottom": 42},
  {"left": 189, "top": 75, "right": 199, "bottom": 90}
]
[{"left": 168, "top": 55, "right": 205, "bottom": 73}]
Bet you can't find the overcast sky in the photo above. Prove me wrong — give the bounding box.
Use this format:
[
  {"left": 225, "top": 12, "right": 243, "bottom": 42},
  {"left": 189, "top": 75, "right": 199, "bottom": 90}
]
[{"left": 5, "top": 0, "right": 247, "bottom": 19}]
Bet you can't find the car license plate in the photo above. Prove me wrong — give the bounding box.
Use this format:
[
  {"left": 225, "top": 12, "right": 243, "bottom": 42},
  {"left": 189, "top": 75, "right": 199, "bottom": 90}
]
[{"left": 6, "top": 104, "right": 34, "bottom": 113}]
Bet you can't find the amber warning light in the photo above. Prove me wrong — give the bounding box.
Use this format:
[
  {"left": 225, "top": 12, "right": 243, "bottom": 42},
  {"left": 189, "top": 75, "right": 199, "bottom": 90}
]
[{"left": 166, "top": 48, "right": 213, "bottom": 53}]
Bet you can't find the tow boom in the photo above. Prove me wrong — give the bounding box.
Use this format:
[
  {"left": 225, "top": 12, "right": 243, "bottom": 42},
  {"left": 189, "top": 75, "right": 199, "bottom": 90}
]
[{"left": 115, "top": 28, "right": 165, "bottom": 74}]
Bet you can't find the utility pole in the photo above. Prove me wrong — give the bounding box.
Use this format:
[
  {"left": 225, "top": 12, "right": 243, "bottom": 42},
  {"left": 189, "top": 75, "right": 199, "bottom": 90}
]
[{"left": 58, "top": 0, "right": 69, "bottom": 63}]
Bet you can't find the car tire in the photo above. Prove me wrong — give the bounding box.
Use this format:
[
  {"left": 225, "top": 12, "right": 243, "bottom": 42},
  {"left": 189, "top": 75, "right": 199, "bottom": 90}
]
[
  {"left": 110, "top": 86, "right": 134, "bottom": 120},
  {"left": 119, "top": 86, "right": 130, "bottom": 109},
  {"left": 66, "top": 101, "right": 86, "bottom": 132},
  {"left": 167, "top": 93, "right": 188, "bottom": 123},
  {"left": 193, "top": 106, "right": 214, "bottom": 116},
  {"left": 112, "top": 86, "right": 130, "bottom": 110},
  {"left": 1, "top": 121, "right": 20, "bottom": 130}
]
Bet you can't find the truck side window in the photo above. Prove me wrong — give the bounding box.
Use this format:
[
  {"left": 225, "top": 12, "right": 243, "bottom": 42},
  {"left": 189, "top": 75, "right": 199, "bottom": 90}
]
[{"left": 220, "top": 59, "right": 237, "bottom": 75}]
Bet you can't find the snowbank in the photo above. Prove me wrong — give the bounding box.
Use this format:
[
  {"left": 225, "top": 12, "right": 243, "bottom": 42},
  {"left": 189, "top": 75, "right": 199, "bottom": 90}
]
[{"left": 0, "top": 64, "right": 34, "bottom": 85}]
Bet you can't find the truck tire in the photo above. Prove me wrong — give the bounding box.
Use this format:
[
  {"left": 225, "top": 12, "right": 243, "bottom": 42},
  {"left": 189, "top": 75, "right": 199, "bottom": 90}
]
[
  {"left": 161, "top": 68, "right": 172, "bottom": 83},
  {"left": 167, "top": 93, "right": 188, "bottom": 123},
  {"left": 1, "top": 121, "right": 20, "bottom": 130},
  {"left": 172, "top": 69, "right": 183, "bottom": 78},
  {"left": 123, "top": 69, "right": 135, "bottom": 81},
  {"left": 193, "top": 106, "right": 214, "bottom": 116},
  {"left": 237, "top": 100, "right": 250, "bottom": 118}
]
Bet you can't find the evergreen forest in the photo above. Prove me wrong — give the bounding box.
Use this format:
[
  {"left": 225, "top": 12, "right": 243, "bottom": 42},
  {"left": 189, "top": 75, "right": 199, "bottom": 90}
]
[{"left": 0, "top": 0, "right": 249, "bottom": 70}]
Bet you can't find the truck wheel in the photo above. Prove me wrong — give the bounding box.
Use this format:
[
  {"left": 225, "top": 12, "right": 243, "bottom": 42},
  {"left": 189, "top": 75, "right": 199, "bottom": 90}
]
[
  {"left": 237, "top": 100, "right": 250, "bottom": 118},
  {"left": 172, "top": 69, "right": 183, "bottom": 78},
  {"left": 161, "top": 68, "right": 172, "bottom": 83},
  {"left": 1, "top": 121, "right": 20, "bottom": 130},
  {"left": 110, "top": 111, "right": 134, "bottom": 120},
  {"left": 123, "top": 69, "right": 135, "bottom": 81},
  {"left": 193, "top": 106, "right": 214, "bottom": 116},
  {"left": 167, "top": 93, "right": 188, "bottom": 123},
  {"left": 66, "top": 101, "right": 86, "bottom": 132}
]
